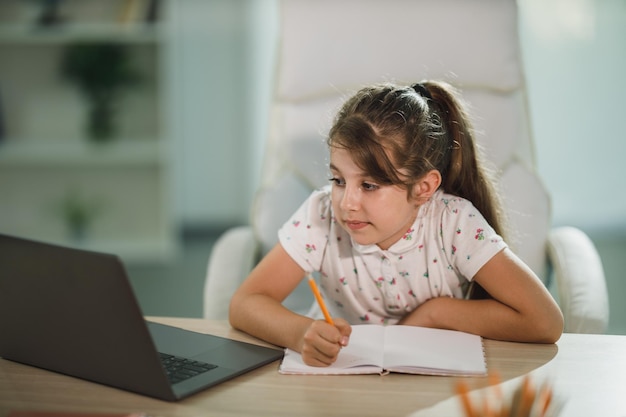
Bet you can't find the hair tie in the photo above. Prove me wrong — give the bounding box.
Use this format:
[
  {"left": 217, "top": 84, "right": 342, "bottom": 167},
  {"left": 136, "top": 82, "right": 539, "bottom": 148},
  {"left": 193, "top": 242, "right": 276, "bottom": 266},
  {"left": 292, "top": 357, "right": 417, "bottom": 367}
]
[{"left": 411, "top": 83, "right": 432, "bottom": 100}]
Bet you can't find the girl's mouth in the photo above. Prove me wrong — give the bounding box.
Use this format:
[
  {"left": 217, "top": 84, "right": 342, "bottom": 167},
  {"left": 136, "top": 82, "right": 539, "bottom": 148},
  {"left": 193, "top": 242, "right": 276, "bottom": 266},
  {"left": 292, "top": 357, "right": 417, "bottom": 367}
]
[{"left": 345, "top": 220, "right": 369, "bottom": 231}]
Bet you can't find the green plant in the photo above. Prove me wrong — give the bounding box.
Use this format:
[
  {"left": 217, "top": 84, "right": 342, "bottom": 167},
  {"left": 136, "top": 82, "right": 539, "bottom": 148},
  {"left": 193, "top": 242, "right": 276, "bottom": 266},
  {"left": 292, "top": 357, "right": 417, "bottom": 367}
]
[
  {"left": 58, "top": 189, "right": 102, "bottom": 241},
  {"left": 61, "top": 42, "right": 140, "bottom": 141}
]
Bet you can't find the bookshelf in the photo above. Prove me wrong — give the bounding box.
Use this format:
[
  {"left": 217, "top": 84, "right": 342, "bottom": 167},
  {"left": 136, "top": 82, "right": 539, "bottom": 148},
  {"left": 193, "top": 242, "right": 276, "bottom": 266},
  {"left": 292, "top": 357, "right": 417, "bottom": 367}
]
[{"left": 0, "top": 0, "right": 178, "bottom": 264}]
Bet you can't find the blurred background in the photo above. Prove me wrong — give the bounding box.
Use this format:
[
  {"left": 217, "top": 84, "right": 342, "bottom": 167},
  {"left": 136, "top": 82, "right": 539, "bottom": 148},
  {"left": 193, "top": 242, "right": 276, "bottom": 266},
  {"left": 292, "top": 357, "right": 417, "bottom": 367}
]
[{"left": 0, "top": 0, "right": 624, "bottom": 333}]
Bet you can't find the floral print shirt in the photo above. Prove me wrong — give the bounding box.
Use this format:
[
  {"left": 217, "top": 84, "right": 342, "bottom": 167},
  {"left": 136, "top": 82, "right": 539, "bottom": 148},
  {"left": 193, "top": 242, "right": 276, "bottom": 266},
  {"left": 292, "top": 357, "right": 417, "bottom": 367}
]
[{"left": 278, "top": 186, "right": 507, "bottom": 325}]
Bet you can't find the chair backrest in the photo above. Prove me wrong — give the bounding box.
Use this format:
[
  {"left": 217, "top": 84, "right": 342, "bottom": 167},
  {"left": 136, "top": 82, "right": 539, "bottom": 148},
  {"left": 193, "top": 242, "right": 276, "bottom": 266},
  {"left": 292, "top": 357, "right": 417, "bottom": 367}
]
[{"left": 252, "top": 0, "right": 551, "bottom": 285}]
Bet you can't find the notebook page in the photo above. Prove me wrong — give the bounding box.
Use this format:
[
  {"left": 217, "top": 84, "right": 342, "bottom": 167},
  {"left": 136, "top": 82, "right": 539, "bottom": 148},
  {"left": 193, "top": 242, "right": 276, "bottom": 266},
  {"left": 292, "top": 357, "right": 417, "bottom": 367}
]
[{"left": 382, "top": 326, "right": 486, "bottom": 376}]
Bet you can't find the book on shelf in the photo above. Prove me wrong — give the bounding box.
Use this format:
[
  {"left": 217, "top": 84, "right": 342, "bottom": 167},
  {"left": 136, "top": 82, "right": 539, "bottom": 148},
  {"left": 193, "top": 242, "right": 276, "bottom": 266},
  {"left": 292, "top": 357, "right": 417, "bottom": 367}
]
[
  {"left": 279, "top": 324, "right": 487, "bottom": 377},
  {"left": 0, "top": 86, "right": 4, "bottom": 142},
  {"left": 8, "top": 412, "right": 147, "bottom": 417},
  {"left": 118, "top": 0, "right": 160, "bottom": 25}
]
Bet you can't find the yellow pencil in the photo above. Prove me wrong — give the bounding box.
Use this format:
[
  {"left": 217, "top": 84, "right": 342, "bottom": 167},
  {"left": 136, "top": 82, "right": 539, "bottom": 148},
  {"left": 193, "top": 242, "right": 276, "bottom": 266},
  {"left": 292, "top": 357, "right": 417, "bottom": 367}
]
[
  {"left": 455, "top": 380, "right": 477, "bottom": 417},
  {"left": 307, "top": 273, "right": 334, "bottom": 326}
]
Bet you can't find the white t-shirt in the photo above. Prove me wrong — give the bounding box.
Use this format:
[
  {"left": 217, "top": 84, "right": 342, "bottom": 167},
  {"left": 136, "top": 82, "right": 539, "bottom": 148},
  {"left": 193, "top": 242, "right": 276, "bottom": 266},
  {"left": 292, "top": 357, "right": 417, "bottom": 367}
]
[{"left": 278, "top": 186, "right": 507, "bottom": 325}]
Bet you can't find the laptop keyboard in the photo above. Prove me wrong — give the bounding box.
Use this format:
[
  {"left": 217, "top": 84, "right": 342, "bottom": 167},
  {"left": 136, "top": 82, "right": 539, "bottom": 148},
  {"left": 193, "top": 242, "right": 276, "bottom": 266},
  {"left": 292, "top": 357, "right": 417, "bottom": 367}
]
[{"left": 159, "top": 352, "right": 218, "bottom": 384}]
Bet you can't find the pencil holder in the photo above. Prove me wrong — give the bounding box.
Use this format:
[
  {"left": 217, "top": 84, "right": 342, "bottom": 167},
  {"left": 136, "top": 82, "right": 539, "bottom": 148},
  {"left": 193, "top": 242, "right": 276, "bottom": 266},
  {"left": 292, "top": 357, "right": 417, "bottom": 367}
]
[{"left": 456, "top": 374, "right": 563, "bottom": 417}]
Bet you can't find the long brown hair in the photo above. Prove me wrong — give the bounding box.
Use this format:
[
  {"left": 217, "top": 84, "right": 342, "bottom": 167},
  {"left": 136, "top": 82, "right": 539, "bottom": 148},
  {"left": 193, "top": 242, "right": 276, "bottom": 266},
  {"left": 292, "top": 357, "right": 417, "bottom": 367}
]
[{"left": 328, "top": 81, "right": 506, "bottom": 238}]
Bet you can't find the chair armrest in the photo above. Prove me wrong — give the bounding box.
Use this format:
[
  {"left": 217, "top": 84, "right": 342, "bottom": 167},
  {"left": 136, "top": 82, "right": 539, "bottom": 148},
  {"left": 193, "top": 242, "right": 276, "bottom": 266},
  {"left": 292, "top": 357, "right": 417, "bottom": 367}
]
[
  {"left": 203, "top": 226, "right": 259, "bottom": 319},
  {"left": 546, "top": 226, "right": 609, "bottom": 333}
]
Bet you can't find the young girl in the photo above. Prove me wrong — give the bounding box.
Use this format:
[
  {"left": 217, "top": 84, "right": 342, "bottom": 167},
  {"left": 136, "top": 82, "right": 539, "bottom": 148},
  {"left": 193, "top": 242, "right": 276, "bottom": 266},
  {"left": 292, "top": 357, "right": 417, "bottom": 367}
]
[{"left": 229, "top": 81, "right": 564, "bottom": 367}]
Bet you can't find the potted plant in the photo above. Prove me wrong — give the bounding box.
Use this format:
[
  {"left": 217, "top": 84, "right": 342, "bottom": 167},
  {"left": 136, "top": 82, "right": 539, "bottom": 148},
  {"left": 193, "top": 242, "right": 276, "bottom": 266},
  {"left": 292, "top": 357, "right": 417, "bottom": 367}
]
[
  {"left": 58, "top": 189, "right": 102, "bottom": 242},
  {"left": 61, "top": 42, "right": 140, "bottom": 141}
]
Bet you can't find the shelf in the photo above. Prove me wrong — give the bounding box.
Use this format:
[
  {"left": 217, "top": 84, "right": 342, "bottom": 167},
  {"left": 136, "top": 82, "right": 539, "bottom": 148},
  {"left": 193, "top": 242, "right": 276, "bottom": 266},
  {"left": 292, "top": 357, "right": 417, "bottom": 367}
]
[
  {"left": 49, "top": 236, "right": 178, "bottom": 265},
  {"left": 0, "top": 140, "right": 166, "bottom": 167},
  {"left": 0, "top": 23, "right": 164, "bottom": 44},
  {"left": 79, "top": 237, "right": 178, "bottom": 265},
  {"left": 0, "top": 0, "right": 178, "bottom": 267}
]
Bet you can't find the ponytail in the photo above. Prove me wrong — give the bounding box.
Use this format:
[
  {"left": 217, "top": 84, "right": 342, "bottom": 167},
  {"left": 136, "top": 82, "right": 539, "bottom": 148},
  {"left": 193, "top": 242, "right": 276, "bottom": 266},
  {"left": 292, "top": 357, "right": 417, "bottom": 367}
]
[{"left": 419, "top": 81, "right": 506, "bottom": 239}]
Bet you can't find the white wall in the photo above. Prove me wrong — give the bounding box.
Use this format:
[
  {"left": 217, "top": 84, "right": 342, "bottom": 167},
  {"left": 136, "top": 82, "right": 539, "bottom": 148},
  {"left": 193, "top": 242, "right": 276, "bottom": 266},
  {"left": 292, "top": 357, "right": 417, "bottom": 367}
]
[
  {"left": 519, "top": 0, "right": 626, "bottom": 236},
  {"left": 166, "top": 0, "right": 278, "bottom": 229}
]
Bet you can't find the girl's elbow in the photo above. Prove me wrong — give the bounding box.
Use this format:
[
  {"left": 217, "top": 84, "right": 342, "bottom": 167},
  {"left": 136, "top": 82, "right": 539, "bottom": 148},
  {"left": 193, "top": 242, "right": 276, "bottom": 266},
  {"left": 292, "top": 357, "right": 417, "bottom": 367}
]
[
  {"left": 550, "top": 313, "right": 565, "bottom": 343},
  {"left": 227, "top": 307, "right": 238, "bottom": 330},
  {"left": 228, "top": 292, "right": 245, "bottom": 330},
  {"left": 535, "top": 310, "right": 564, "bottom": 344}
]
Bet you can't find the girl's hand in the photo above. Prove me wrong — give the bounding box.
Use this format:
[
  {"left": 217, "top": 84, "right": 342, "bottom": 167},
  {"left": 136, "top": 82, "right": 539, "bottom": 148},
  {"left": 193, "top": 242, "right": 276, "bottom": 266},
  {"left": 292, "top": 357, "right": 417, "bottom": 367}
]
[{"left": 299, "top": 318, "right": 351, "bottom": 367}]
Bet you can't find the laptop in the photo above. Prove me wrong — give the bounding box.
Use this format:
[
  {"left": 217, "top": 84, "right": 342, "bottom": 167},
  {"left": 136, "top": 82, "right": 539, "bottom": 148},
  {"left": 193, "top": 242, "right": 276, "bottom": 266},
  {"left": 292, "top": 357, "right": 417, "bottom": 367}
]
[{"left": 0, "top": 233, "right": 284, "bottom": 401}]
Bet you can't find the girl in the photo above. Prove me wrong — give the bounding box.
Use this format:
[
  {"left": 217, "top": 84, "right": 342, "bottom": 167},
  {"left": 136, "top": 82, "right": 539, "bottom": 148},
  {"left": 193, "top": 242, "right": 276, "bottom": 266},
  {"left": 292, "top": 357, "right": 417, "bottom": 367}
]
[{"left": 230, "top": 81, "right": 564, "bottom": 367}]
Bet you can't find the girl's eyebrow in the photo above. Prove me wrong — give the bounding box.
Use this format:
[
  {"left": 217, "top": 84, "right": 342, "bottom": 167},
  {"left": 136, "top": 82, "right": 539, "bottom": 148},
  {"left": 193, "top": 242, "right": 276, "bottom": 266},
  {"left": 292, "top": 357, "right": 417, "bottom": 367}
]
[{"left": 329, "top": 162, "right": 375, "bottom": 182}]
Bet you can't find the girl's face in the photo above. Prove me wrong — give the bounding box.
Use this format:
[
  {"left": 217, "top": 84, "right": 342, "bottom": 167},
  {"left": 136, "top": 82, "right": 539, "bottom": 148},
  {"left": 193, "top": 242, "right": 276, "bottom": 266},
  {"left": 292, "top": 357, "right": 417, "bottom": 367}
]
[{"left": 329, "top": 147, "right": 420, "bottom": 251}]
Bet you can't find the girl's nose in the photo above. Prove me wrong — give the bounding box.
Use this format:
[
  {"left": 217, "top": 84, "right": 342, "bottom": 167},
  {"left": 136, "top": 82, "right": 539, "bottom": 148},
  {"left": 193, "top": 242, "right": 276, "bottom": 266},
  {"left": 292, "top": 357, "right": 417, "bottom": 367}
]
[{"left": 340, "top": 185, "right": 361, "bottom": 211}]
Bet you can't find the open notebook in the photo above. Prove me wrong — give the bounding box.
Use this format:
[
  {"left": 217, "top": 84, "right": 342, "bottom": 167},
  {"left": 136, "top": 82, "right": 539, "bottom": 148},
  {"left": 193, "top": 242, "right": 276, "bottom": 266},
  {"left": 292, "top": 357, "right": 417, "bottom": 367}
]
[{"left": 279, "top": 325, "right": 486, "bottom": 376}]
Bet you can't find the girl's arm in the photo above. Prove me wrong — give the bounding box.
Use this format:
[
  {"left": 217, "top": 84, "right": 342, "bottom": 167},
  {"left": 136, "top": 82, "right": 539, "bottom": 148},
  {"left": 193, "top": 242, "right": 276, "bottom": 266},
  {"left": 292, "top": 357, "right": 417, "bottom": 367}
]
[
  {"left": 229, "top": 243, "right": 351, "bottom": 366},
  {"left": 398, "top": 248, "right": 564, "bottom": 343}
]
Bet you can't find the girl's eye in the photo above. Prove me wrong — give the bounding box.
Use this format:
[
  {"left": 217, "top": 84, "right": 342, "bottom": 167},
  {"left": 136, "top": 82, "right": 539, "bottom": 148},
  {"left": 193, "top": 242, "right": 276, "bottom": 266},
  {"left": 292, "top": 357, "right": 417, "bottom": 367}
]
[
  {"left": 329, "top": 177, "right": 345, "bottom": 186},
  {"left": 362, "top": 182, "right": 379, "bottom": 191},
  {"left": 329, "top": 177, "right": 379, "bottom": 190}
]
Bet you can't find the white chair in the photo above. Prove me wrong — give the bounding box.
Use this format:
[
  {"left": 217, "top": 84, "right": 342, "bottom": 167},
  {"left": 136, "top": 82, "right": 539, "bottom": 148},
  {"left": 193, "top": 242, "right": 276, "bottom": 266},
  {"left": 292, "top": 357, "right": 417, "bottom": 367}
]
[{"left": 204, "top": 0, "right": 609, "bottom": 333}]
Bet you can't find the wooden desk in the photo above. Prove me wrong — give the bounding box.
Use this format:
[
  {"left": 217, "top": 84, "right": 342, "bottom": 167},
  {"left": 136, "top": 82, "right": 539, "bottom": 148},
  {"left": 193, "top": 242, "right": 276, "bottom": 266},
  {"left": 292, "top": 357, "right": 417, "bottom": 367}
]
[{"left": 0, "top": 317, "right": 624, "bottom": 417}]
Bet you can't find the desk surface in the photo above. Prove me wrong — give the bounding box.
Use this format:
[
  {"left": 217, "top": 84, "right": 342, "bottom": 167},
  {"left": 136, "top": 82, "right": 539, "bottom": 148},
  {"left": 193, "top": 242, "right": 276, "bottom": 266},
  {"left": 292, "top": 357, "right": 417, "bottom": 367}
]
[{"left": 1, "top": 317, "right": 624, "bottom": 417}]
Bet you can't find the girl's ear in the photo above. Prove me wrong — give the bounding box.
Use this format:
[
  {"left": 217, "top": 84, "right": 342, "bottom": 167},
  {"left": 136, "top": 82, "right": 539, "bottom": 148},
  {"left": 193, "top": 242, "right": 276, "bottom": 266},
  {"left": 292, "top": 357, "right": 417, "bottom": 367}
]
[{"left": 412, "top": 170, "right": 442, "bottom": 203}]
